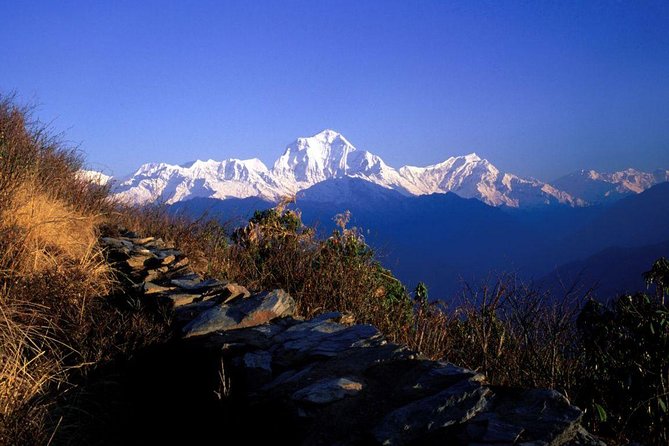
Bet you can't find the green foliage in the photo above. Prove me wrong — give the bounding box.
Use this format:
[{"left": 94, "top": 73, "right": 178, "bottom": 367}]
[
  {"left": 414, "top": 282, "right": 429, "bottom": 304},
  {"left": 644, "top": 257, "right": 669, "bottom": 303},
  {"left": 577, "top": 292, "right": 669, "bottom": 444}
]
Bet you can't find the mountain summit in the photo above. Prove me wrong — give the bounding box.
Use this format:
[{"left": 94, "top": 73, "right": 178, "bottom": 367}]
[
  {"left": 553, "top": 168, "right": 669, "bottom": 203},
  {"left": 112, "top": 130, "right": 585, "bottom": 207}
]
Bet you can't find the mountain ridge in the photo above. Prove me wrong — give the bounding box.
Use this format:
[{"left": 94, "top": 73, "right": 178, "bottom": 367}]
[
  {"left": 96, "top": 129, "right": 666, "bottom": 208},
  {"left": 109, "top": 130, "right": 582, "bottom": 208}
]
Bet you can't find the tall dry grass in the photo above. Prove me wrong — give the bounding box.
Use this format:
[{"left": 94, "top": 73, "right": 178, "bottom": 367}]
[{"left": 0, "top": 94, "right": 165, "bottom": 444}]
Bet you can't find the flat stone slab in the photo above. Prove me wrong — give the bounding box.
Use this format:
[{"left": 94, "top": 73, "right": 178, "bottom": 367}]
[
  {"left": 164, "top": 293, "right": 202, "bottom": 307},
  {"left": 292, "top": 377, "right": 364, "bottom": 404},
  {"left": 171, "top": 277, "right": 224, "bottom": 291},
  {"left": 129, "top": 236, "right": 154, "bottom": 245},
  {"left": 143, "top": 282, "right": 175, "bottom": 295},
  {"left": 101, "top": 237, "right": 134, "bottom": 249},
  {"left": 219, "top": 283, "right": 251, "bottom": 303},
  {"left": 182, "top": 289, "right": 295, "bottom": 338},
  {"left": 373, "top": 380, "right": 491, "bottom": 445},
  {"left": 275, "top": 321, "right": 380, "bottom": 363},
  {"left": 243, "top": 351, "right": 273, "bottom": 373},
  {"left": 465, "top": 389, "right": 587, "bottom": 445}
]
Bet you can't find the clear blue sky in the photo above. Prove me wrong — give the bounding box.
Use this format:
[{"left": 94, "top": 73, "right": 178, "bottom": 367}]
[{"left": 2, "top": 0, "right": 668, "bottom": 180}]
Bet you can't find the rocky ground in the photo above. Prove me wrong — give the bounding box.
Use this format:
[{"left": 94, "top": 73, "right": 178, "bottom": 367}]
[{"left": 90, "top": 231, "right": 604, "bottom": 445}]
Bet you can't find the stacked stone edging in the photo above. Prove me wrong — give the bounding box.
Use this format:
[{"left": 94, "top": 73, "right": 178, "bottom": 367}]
[{"left": 100, "top": 231, "right": 604, "bottom": 446}]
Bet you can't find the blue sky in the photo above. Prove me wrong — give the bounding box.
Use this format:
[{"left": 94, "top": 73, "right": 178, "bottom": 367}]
[{"left": 1, "top": 0, "right": 668, "bottom": 180}]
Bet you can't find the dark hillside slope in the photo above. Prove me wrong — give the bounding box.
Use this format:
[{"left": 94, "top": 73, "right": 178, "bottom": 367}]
[
  {"left": 555, "top": 182, "right": 669, "bottom": 262},
  {"left": 539, "top": 240, "right": 669, "bottom": 301}
]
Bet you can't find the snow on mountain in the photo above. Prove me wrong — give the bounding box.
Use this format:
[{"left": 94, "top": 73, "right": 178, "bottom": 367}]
[
  {"left": 394, "top": 154, "right": 582, "bottom": 207},
  {"left": 113, "top": 158, "right": 284, "bottom": 204},
  {"left": 112, "top": 129, "right": 582, "bottom": 208},
  {"left": 78, "top": 169, "right": 113, "bottom": 186},
  {"left": 553, "top": 168, "right": 669, "bottom": 203}
]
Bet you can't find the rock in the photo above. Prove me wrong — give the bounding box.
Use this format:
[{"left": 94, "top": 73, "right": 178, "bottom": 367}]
[
  {"left": 182, "top": 289, "right": 295, "bottom": 338},
  {"left": 201, "top": 323, "right": 287, "bottom": 352},
  {"left": 155, "top": 249, "right": 183, "bottom": 259},
  {"left": 101, "top": 237, "right": 134, "bottom": 250},
  {"left": 130, "top": 246, "right": 153, "bottom": 256},
  {"left": 144, "top": 254, "right": 176, "bottom": 268},
  {"left": 144, "top": 266, "right": 169, "bottom": 282},
  {"left": 243, "top": 351, "right": 273, "bottom": 373},
  {"left": 292, "top": 377, "right": 364, "bottom": 404},
  {"left": 162, "top": 266, "right": 195, "bottom": 280},
  {"left": 130, "top": 236, "right": 155, "bottom": 245},
  {"left": 142, "top": 282, "right": 175, "bottom": 295},
  {"left": 219, "top": 283, "right": 251, "bottom": 304},
  {"left": 142, "top": 238, "right": 167, "bottom": 249},
  {"left": 171, "top": 277, "right": 225, "bottom": 291},
  {"left": 406, "top": 362, "right": 486, "bottom": 398},
  {"left": 126, "top": 254, "right": 155, "bottom": 270},
  {"left": 373, "top": 380, "right": 491, "bottom": 445},
  {"left": 163, "top": 292, "right": 202, "bottom": 307},
  {"left": 241, "top": 350, "right": 274, "bottom": 389},
  {"left": 465, "top": 389, "right": 586, "bottom": 445},
  {"left": 261, "top": 365, "right": 316, "bottom": 391},
  {"left": 173, "top": 300, "right": 219, "bottom": 324},
  {"left": 274, "top": 321, "right": 380, "bottom": 363},
  {"left": 170, "top": 257, "right": 189, "bottom": 270},
  {"left": 567, "top": 426, "right": 607, "bottom": 446}
]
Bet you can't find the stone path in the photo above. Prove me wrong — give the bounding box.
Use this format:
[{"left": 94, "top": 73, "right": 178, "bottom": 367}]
[{"left": 100, "top": 231, "right": 604, "bottom": 446}]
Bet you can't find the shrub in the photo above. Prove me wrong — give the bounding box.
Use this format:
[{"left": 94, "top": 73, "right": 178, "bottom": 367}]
[{"left": 577, "top": 293, "right": 669, "bottom": 444}]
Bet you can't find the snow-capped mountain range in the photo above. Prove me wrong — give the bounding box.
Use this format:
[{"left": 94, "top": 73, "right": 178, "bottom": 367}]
[
  {"left": 553, "top": 168, "right": 669, "bottom": 204},
  {"left": 97, "top": 129, "right": 666, "bottom": 208}
]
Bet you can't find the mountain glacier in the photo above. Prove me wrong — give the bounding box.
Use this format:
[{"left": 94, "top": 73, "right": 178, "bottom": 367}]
[
  {"left": 105, "top": 129, "right": 661, "bottom": 208},
  {"left": 553, "top": 168, "right": 669, "bottom": 204}
]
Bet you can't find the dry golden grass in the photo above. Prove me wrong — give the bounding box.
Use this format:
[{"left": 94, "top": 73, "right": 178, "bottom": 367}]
[
  {"left": 5, "top": 181, "right": 106, "bottom": 276},
  {"left": 0, "top": 94, "right": 165, "bottom": 444},
  {"left": 0, "top": 297, "right": 62, "bottom": 412}
]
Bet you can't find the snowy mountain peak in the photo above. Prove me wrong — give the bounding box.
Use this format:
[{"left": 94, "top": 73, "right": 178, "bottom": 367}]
[
  {"left": 78, "top": 169, "right": 113, "bottom": 186},
  {"left": 112, "top": 131, "right": 591, "bottom": 208},
  {"left": 554, "top": 167, "right": 668, "bottom": 203},
  {"left": 272, "top": 130, "right": 360, "bottom": 186},
  {"left": 310, "top": 128, "right": 351, "bottom": 143},
  {"left": 464, "top": 152, "right": 481, "bottom": 162}
]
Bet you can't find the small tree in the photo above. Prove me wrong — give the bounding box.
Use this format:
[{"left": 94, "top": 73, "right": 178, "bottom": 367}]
[{"left": 643, "top": 257, "right": 669, "bottom": 305}]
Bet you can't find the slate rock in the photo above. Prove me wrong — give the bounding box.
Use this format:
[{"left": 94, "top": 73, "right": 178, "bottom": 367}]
[
  {"left": 274, "top": 320, "right": 380, "bottom": 364},
  {"left": 219, "top": 283, "right": 252, "bottom": 304},
  {"left": 144, "top": 266, "right": 169, "bottom": 282},
  {"left": 405, "top": 362, "right": 486, "bottom": 399},
  {"left": 182, "top": 289, "right": 295, "bottom": 337},
  {"left": 243, "top": 351, "right": 272, "bottom": 372},
  {"left": 163, "top": 292, "right": 202, "bottom": 307},
  {"left": 201, "top": 323, "right": 287, "bottom": 352},
  {"left": 465, "top": 389, "right": 586, "bottom": 445},
  {"left": 101, "top": 237, "right": 134, "bottom": 250},
  {"left": 173, "top": 300, "right": 218, "bottom": 324},
  {"left": 171, "top": 277, "right": 224, "bottom": 291},
  {"left": 144, "top": 254, "right": 176, "bottom": 268},
  {"left": 126, "top": 254, "right": 155, "bottom": 270},
  {"left": 373, "top": 380, "right": 491, "bottom": 445},
  {"left": 142, "top": 282, "right": 175, "bottom": 295},
  {"left": 130, "top": 236, "right": 155, "bottom": 245},
  {"left": 292, "top": 377, "right": 364, "bottom": 405}
]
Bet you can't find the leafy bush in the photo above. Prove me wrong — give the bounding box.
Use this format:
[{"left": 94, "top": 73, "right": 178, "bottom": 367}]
[{"left": 577, "top": 293, "right": 669, "bottom": 443}]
